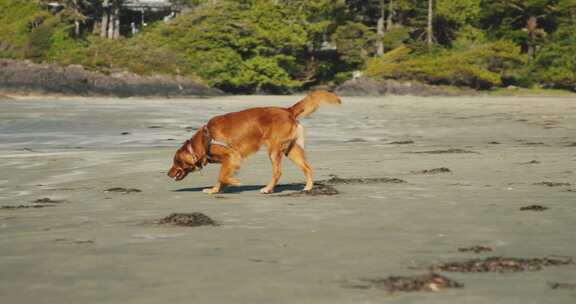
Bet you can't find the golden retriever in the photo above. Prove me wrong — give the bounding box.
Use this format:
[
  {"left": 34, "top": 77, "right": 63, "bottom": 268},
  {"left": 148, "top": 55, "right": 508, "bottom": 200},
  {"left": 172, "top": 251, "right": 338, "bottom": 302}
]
[{"left": 167, "top": 91, "right": 341, "bottom": 194}]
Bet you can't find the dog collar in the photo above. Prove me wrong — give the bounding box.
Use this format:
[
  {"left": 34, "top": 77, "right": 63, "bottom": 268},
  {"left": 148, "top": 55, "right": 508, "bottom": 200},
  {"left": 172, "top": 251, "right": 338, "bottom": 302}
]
[{"left": 186, "top": 141, "right": 198, "bottom": 163}]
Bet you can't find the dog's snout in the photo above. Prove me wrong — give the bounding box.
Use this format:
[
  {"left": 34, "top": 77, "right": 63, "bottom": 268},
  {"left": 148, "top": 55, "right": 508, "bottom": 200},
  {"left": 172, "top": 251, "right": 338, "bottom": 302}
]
[{"left": 167, "top": 166, "right": 178, "bottom": 179}]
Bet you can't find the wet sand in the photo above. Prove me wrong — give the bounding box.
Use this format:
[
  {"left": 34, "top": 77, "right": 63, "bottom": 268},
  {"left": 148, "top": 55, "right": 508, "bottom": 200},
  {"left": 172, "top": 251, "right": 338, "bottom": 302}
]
[{"left": 1, "top": 95, "right": 575, "bottom": 303}]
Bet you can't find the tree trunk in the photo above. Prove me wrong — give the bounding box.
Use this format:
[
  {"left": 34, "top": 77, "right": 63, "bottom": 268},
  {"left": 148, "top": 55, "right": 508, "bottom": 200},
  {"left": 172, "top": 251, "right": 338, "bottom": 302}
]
[
  {"left": 376, "top": 0, "right": 385, "bottom": 56},
  {"left": 426, "top": 0, "right": 434, "bottom": 47},
  {"left": 113, "top": 6, "right": 120, "bottom": 39},
  {"left": 107, "top": 7, "right": 115, "bottom": 39},
  {"left": 526, "top": 16, "right": 538, "bottom": 61},
  {"left": 93, "top": 20, "right": 101, "bottom": 35},
  {"left": 386, "top": 0, "right": 394, "bottom": 30},
  {"left": 100, "top": 10, "right": 109, "bottom": 38},
  {"left": 74, "top": 20, "right": 81, "bottom": 37}
]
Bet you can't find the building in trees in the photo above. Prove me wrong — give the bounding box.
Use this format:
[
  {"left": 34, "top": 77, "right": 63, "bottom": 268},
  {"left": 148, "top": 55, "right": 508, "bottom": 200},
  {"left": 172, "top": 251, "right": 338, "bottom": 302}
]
[{"left": 100, "top": 0, "right": 181, "bottom": 39}]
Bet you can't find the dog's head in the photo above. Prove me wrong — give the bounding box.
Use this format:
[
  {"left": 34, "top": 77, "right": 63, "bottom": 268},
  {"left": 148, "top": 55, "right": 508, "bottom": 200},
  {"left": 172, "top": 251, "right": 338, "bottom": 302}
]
[{"left": 167, "top": 139, "right": 207, "bottom": 181}]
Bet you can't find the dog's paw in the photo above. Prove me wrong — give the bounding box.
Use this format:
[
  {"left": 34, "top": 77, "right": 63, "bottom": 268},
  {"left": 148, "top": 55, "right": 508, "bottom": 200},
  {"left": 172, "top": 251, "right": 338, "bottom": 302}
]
[
  {"left": 259, "top": 187, "right": 273, "bottom": 194},
  {"left": 203, "top": 188, "right": 219, "bottom": 194}
]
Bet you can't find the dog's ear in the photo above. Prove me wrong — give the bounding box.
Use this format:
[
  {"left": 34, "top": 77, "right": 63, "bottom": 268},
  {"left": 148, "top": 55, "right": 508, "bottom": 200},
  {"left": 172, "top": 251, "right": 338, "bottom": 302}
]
[{"left": 181, "top": 153, "right": 195, "bottom": 165}]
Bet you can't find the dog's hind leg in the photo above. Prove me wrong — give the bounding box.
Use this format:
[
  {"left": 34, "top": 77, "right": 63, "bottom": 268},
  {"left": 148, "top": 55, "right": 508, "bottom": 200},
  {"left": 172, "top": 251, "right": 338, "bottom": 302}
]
[
  {"left": 260, "top": 146, "right": 283, "bottom": 194},
  {"left": 286, "top": 144, "right": 313, "bottom": 191},
  {"left": 286, "top": 124, "right": 313, "bottom": 191}
]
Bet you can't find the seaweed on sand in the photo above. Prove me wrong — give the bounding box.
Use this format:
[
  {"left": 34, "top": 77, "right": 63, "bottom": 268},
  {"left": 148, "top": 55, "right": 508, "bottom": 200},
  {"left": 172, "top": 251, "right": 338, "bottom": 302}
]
[
  {"left": 433, "top": 256, "right": 572, "bottom": 273},
  {"left": 157, "top": 212, "right": 219, "bottom": 227},
  {"left": 344, "top": 273, "right": 463, "bottom": 292}
]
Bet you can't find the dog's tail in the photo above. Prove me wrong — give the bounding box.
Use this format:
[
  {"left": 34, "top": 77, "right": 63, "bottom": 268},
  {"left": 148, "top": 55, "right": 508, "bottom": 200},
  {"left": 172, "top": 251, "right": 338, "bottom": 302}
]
[{"left": 288, "top": 90, "right": 341, "bottom": 119}]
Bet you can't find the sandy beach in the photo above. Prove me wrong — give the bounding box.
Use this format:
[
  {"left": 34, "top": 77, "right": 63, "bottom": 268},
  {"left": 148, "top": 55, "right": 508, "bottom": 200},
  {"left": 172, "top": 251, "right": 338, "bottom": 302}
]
[{"left": 1, "top": 95, "right": 575, "bottom": 303}]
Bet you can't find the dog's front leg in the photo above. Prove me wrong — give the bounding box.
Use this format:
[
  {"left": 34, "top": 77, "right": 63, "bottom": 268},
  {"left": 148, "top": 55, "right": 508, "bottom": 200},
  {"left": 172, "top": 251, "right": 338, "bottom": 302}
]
[
  {"left": 203, "top": 157, "right": 241, "bottom": 194},
  {"left": 203, "top": 165, "right": 225, "bottom": 194},
  {"left": 202, "top": 183, "right": 222, "bottom": 194}
]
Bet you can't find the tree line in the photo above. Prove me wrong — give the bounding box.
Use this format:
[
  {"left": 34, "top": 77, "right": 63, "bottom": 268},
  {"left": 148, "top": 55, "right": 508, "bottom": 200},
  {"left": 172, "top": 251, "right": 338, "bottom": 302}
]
[{"left": 1, "top": 0, "right": 575, "bottom": 93}]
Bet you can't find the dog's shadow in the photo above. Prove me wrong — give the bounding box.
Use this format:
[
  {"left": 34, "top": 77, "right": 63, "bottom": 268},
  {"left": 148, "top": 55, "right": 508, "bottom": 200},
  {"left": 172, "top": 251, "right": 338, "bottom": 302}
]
[{"left": 175, "top": 183, "right": 305, "bottom": 194}]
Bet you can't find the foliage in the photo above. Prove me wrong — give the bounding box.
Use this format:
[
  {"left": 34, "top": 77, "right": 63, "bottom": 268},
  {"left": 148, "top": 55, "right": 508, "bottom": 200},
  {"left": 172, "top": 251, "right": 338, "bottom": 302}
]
[
  {"left": 437, "top": 0, "right": 481, "bottom": 26},
  {"left": 531, "top": 26, "right": 576, "bottom": 90},
  {"left": 152, "top": 1, "right": 309, "bottom": 92},
  {"left": 0, "top": 0, "right": 575, "bottom": 92},
  {"left": 381, "top": 27, "right": 412, "bottom": 51},
  {"left": 0, "top": 0, "right": 45, "bottom": 58},
  {"left": 366, "top": 41, "right": 526, "bottom": 89},
  {"left": 331, "top": 22, "right": 376, "bottom": 67},
  {"left": 435, "top": 0, "right": 482, "bottom": 45}
]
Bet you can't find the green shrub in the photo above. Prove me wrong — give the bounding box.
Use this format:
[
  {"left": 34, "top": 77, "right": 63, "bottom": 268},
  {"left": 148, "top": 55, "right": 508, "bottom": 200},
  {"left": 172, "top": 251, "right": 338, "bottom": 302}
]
[
  {"left": 531, "top": 26, "right": 576, "bottom": 91},
  {"left": 331, "top": 22, "right": 376, "bottom": 67},
  {"left": 25, "top": 16, "right": 61, "bottom": 60},
  {"left": 366, "top": 41, "right": 526, "bottom": 89},
  {"left": 0, "top": 0, "right": 44, "bottom": 58},
  {"left": 381, "top": 27, "right": 412, "bottom": 51}
]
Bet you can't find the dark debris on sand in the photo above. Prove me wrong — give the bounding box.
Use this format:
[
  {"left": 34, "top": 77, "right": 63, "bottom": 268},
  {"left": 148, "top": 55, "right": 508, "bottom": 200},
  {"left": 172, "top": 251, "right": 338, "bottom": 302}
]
[
  {"left": 54, "top": 238, "right": 95, "bottom": 245},
  {"left": 534, "top": 181, "right": 571, "bottom": 187},
  {"left": 346, "top": 273, "right": 463, "bottom": 293},
  {"left": 522, "top": 142, "right": 545, "bottom": 146},
  {"left": 275, "top": 182, "right": 340, "bottom": 197},
  {"left": 346, "top": 138, "right": 368, "bottom": 143},
  {"left": 548, "top": 282, "right": 576, "bottom": 290},
  {"left": 520, "top": 205, "right": 549, "bottom": 211},
  {"left": 275, "top": 175, "right": 406, "bottom": 197},
  {"left": 1, "top": 198, "right": 66, "bottom": 210},
  {"left": 413, "top": 167, "right": 452, "bottom": 175},
  {"left": 433, "top": 256, "right": 573, "bottom": 273},
  {"left": 409, "top": 148, "right": 477, "bottom": 154},
  {"left": 157, "top": 212, "right": 219, "bottom": 227},
  {"left": 322, "top": 175, "right": 407, "bottom": 185},
  {"left": 32, "top": 198, "right": 66, "bottom": 204},
  {"left": 523, "top": 160, "right": 541, "bottom": 165},
  {"left": 458, "top": 245, "right": 493, "bottom": 253},
  {"left": 389, "top": 140, "right": 415, "bottom": 145},
  {"left": 104, "top": 187, "right": 142, "bottom": 194},
  {"left": 1, "top": 204, "right": 55, "bottom": 210}
]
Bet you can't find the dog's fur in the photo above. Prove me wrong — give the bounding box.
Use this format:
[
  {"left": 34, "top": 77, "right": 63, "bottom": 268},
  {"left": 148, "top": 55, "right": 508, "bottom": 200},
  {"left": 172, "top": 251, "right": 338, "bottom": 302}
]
[{"left": 167, "top": 91, "right": 341, "bottom": 194}]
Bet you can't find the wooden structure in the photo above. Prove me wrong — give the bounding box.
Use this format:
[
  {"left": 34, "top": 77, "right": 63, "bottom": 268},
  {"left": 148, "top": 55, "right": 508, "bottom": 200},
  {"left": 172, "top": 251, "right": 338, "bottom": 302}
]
[
  {"left": 123, "top": 0, "right": 173, "bottom": 11},
  {"left": 101, "top": 0, "right": 180, "bottom": 39}
]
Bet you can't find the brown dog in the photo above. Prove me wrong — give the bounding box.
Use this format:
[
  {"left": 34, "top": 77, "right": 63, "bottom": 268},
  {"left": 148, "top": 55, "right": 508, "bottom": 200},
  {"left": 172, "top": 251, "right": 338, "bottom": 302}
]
[{"left": 167, "top": 91, "right": 341, "bottom": 194}]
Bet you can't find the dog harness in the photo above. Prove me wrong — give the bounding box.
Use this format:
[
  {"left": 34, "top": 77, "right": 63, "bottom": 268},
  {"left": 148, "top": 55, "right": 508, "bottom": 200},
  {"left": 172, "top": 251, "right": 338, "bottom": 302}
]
[
  {"left": 185, "top": 126, "right": 231, "bottom": 164},
  {"left": 203, "top": 126, "right": 230, "bottom": 162}
]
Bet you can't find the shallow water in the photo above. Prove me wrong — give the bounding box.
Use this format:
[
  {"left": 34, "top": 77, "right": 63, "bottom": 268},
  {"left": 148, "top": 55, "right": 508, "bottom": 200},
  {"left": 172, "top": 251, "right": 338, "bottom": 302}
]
[{"left": 1, "top": 95, "right": 575, "bottom": 303}]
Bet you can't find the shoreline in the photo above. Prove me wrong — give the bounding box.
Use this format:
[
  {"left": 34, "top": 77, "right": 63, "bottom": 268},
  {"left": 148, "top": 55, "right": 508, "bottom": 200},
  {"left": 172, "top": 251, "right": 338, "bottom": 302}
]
[
  {"left": 2, "top": 60, "right": 574, "bottom": 99},
  {"left": 2, "top": 91, "right": 574, "bottom": 100},
  {"left": 0, "top": 59, "right": 222, "bottom": 98}
]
